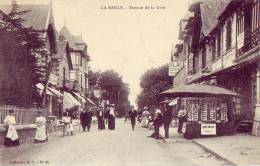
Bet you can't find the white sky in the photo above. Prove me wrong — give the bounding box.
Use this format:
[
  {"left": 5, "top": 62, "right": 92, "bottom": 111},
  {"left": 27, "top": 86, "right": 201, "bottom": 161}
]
[{"left": 0, "top": 0, "right": 190, "bottom": 106}]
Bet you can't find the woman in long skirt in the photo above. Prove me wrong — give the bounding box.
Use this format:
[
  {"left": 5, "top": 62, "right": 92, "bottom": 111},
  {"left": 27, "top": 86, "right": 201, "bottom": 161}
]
[
  {"left": 97, "top": 108, "right": 105, "bottom": 130},
  {"left": 4, "top": 110, "right": 20, "bottom": 147},
  {"left": 141, "top": 107, "right": 150, "bottom": 128},
  {"left": 34, "top": 111, "right": 48, "bottom": 143},
  {"left": 108, "top": 105, "right": 115, "bottom": 130}
]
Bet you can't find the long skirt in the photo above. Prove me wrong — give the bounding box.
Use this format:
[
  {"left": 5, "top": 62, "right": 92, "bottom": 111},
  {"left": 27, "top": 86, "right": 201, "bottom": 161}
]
[
  {"left": 108, "top": 116, "right": 115, "bottom": 130},
  {"left": 4, "top": 137, "right": 20, "bottom": 147},
  {"left": 35, "top": 125, "right": 48, "bottom": 143},
  {"left": 4, "top": 126, "right": 20, "bottom": 147},
  {"left": 98, "top": 117, "right": 105, "bottom": 129}
]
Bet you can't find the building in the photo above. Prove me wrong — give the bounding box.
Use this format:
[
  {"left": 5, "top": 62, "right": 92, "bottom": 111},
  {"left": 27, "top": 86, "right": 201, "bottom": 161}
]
[
  {"left": 170, "top": 0, "right": 260, "bottom": 135},
  {"left": 59, "top": 25, "right": 90, "bottom": 106}
]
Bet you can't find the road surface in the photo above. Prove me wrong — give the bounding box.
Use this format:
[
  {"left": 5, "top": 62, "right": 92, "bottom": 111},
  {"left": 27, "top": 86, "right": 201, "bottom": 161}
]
[{"left": 1, "top": 119, "right": 229, "bottom": 166}]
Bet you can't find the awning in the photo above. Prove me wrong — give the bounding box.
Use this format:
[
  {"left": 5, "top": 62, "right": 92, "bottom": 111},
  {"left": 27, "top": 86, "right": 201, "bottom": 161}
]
[
  {"left": 72, "top": 92, "right": 86, "bottom": 103},
  {"left": 161, "top": 84, "right": 242, "bottom": 97},
  {"left": 63, "top": 92, "right": 81, "bottom": 110},
  {"left": 169, "top": 99, "right": 178, "bottom": 106},
  {"left": 36, "top": 83, "right": 53, "bottom": 95},
  {"left": 86, "top": 97, "right": 96, "bottom": 106},
  {"left": 48, "top": 87, "right": 63, "bottom": 97}
]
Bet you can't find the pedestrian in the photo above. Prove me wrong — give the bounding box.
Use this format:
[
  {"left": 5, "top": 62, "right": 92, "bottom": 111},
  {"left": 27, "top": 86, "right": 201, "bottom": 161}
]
[
  {"left": 86, "top": 108, "right": 93, "bottom": 132},
  {"left": 62, "top": 112, "right": 74, "bottom": 136},
  {"left": 177, "top": 105, "right": 188, "bottom": 134},
  {"left": 162, "top": 104, "right": 173, "bottom": 138},
  {"left": 80, "top": 109, "right": 87, "bottom": 132},
  {"left": 34, "top": 111, "right": 48, "bottom": 143},
  {"left": 148, "top": 107, "right": 163, "bottom": 139},
  {"left": 105, "top": 105, "right": 110, "bottom": 125},
  {"left": 129, "top": 106, "right": 137, "bottom": 130},
  {"left": 97, "top": 107, "right": 105, "bottom": 130},
  {"left": 141, "top": 106, "right": 150, "bottom": 128},
  {"left": 3, "top": 110, "right": 20, "bottom": 147},
  {"left": 108, "top": 104, "right": 116, "bottom": 130}
]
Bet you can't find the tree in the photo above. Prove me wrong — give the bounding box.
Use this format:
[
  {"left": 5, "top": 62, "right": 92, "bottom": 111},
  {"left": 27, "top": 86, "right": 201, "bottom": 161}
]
[
  {"left": 137, "top": 64, "right": 172, "bottom": 109},
  {"left": 0, "top": 1, "right": 48, "bottom": 107},
  {"left": 89, "top": 69, "right": 131, "bottom": 116}
]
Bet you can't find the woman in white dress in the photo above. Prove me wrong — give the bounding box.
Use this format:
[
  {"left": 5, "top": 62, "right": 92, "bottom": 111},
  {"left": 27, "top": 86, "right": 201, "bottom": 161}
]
[
  {"left": 4, "top": 110, "right": 20, "bottom": 147},
  {"left": 62, "top": 112, "right": 74, "bottom": 136},
  {"left": 141, "top": 107, "right": 150, "bottom": 128},
  {"left": 34, "top": 111, "right": 48, "bottom": 143}
]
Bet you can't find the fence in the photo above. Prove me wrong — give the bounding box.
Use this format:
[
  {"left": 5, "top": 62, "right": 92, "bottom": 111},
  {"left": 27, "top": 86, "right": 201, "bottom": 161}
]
[{"left": 0, "top": 105, "right": 38, "bottom": 124}]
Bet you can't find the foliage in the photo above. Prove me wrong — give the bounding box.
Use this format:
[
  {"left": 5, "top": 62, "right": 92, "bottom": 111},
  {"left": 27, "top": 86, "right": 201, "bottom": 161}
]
[
  {"left": 137, "top": 64, "right": 172, "bottom": 109},
  {"left": 0, "top": 2, "right": 47, "bottom": 107},
  {"left": 89, "top": 69, "right": 130, "bottom": 116}
]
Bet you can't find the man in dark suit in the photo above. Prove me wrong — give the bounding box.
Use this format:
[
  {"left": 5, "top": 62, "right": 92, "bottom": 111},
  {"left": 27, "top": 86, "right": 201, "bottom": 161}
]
[
  {"left": 129, "top": 106, "right": 137, "bottom": 130},
  {"left": 80, "top": 110, "right": 87, "bottom": 132},
  {"left": 86, "top": 108, "right": 93, "bottom": 132},
  {"left": 162, "top": 104, "right": 173, "bottom": 138}
]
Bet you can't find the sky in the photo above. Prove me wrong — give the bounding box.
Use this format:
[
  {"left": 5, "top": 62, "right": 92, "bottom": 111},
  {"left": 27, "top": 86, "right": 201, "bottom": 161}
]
[{"left": 0, "top": 0, "right": 190, "bottom": 106}]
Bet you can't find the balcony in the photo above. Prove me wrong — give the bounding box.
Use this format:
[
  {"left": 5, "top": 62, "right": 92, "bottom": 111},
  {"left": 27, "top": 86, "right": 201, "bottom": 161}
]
[{"left": 237, "top": 27, "right": 260, "bottom": 60}]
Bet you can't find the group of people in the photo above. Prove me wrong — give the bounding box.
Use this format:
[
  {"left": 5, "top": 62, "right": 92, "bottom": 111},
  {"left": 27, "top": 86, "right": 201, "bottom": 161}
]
[
  {"left": 79, "top": 104, "right": 116, "bottom": 132},
  {"left": 3, "top": 110, "right": 48, "bottom": 147},
  {"left": 136, "top": 104, "right": 188, "bottom": 140}
]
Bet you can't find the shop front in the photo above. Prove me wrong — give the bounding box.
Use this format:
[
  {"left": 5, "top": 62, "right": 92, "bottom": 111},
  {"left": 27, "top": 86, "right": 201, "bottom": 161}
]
[
  {"left": 181, "top": 97, "right": 236, "bottom": 139},
  {"left": 161, "top": 84, "right": 241, "bottom": 139}
]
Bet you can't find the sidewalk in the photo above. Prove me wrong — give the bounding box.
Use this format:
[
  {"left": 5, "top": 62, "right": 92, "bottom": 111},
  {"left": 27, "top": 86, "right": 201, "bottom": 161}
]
[{"left": 192, "top": 133, "right": 260, "bottom": 166}]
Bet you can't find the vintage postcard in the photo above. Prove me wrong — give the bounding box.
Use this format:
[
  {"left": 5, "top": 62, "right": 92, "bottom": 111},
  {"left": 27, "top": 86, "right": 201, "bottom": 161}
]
[{"left": 0, "top": 0, "right": 260, "bottom": 166}]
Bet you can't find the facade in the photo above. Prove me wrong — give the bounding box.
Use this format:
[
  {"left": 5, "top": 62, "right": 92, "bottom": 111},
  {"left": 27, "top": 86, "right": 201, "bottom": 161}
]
[{"left": 171, "top": 0, "right": 260, "bottom": 136}]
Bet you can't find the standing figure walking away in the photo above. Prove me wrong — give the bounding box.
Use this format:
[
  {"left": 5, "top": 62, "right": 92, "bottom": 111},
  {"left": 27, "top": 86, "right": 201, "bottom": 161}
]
[
  {"left": 34, "top": 111, "right": 48, "bottom": 143},
  {"left": 141, "top": 106, "right": 150, "bottom": 128},
  {"left": 86, "top": 108, "right": 93, "bottom": 132},
  {"left": 80, "top": 109, "right": 87, "bottom": 132},
  {"left": 97, "top": 107, "right": 105, "bottom": 130},
  {"left": 62, "top": 112, "right": 74, "bottom": 136},
  {"left": 148, "top": 107, "right": 163, "bottom": 139},
  {"left": 162, "top": 104, "right": 173, "bottom": 138},
  {"left": 177, "top": 105, "right": 188, "bottom": 134},
  {"left": 108, "top": 105, "right": 116, "bottom": 130},
  {"left": 3, "top": 110, "right": 20, "bottom": 147},
  {"left": 129, "top": 106, "right": 137, "bottom": 130}
]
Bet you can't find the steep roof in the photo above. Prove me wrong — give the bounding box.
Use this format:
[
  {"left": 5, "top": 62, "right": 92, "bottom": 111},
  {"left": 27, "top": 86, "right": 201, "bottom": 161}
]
[
  {"left": 59, "top": 25, "right": 78, "bottom": 50},
  {"left": 56, "top": 41, "right": 73, "bottom": 69},
  {"left": 0, "top": 4, "right": 51, "bottom": 30},
  {"left": 73, "top": 35, "right": 85, "bottom": 44},
  {"left": 200, "top": 0, "right": 232, "bottom": 36}
]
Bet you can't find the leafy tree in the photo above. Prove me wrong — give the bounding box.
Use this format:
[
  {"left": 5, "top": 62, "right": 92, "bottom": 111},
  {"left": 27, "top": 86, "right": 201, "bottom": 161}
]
[
  {"left": 137, "top": 64, "right": 172, "bottom": 109},
  {"left": 0, "top": 1, "right": 48, "bottom": 107},
  {"left": 89, "top": 69, "right": 130, "bottom": 116}
]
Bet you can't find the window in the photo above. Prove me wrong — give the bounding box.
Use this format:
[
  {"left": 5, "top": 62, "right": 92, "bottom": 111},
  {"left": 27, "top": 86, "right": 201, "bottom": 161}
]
[
  {"left": 217, "top": 31, "right": 221, "bottom": 57},
  {"left": 202, "top": 46, "right": 206, "bottom": 68},
  {"left": 226, "top": 19, "right": 232, "bottom": 50},
  {"left": 212, "top": 38, "right": 216, "bottom": 61},
  {"left": 252, "top": 1, "right": 260, "bottom": 31}
]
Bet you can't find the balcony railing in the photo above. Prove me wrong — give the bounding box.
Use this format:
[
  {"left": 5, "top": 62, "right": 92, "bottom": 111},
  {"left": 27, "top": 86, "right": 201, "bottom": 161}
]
[{"left": 237, "top": 27, "right": 260, "bottom": 58}]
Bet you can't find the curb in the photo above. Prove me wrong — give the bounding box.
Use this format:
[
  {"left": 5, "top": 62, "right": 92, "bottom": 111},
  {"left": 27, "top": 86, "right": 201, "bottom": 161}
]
[{"left": 192, "top": 140, "right": 238, "bottom": 166}]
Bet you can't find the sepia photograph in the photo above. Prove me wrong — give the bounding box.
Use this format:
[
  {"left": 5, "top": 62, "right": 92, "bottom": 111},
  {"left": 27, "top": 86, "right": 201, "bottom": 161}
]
[{"left": 0, "top": 0, "right": 260, "bottom": 165}]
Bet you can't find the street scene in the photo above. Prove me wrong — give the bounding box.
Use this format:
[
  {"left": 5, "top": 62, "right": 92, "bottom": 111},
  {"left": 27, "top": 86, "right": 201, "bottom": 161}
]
[{"left": 0, "top": 0, "right": 260, "bottom": 166}]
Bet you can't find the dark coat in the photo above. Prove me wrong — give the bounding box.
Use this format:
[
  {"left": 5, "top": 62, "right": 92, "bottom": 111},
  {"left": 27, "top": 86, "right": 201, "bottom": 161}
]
[
  {"left": 80, "top": 111, "right": 88, "bottom": 125},
  {"left": 86, "top": 111, "right": 92, "bottom": 123},
  {"left": 129, "top": 110, "right": 137, "bottom": 121},
  {"left": 163, "top": 109, "right": 173, "bottom": 124}
]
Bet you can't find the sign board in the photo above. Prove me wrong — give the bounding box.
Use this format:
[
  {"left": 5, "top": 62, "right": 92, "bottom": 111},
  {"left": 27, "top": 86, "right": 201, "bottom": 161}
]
[
  {"left": 201, "top": 123, "right": 216, "bottom": 135},
  {"left": 168, "top": 61, "right": 186, "bottom": 76}
]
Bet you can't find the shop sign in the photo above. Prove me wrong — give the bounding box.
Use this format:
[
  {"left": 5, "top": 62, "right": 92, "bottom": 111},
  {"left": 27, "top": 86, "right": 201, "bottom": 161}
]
[
  {"left": 168, "top": 61, "right": 186, "bottom": 76},
  {"left": 201, "top": 124, "right": 216, "bottom": 135},
  {"left": 182, "top": 122, "right": 187, "bottom": 133}
]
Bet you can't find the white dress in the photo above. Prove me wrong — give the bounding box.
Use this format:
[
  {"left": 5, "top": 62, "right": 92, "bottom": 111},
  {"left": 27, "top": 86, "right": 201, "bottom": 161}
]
[
  {"left": 35, "top": 116, "right": 47, "bottom": 141},
  {"left": 141, "top": 111, "right": 150, "bottom": 127},
  {"left": 4, "top": 115, "right": 19, "bottom": 141}
]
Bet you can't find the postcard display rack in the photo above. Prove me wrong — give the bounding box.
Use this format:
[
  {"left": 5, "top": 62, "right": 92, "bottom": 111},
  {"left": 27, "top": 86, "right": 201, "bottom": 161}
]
[{"left": 181, "top": 97, "right": 235, "bottom": 139}]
